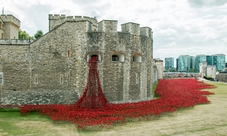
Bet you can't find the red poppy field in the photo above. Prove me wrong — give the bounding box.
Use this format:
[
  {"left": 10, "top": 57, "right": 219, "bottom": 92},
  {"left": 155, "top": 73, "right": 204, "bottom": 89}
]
[{"left": 20, "top": 78, "right": 215, "bottom": 129}]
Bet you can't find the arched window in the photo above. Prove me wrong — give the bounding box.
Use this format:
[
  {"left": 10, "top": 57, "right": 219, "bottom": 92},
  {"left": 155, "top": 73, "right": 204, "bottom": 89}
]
[
  {"left": 67, "top": 50, "right": 71, "bottom": 58},
  {"left": 112, "top": 53, "right": 125, "bottom": 62},
  {"left": 112, "top": 55, "right": 119, "bottom": 61},
  {"left": 0, "top": 72, "right": 3, "bottom": 85},
  {"left": 87, "top": 53, "right": 101, "bottom": 62},
  {"left": 133, "top": 54, "right": 142, "bottom": 62},
  {"left": 60, "top": 74, "right": 63, "bottom": 84},
  {"left": 91, "top": 54, "right": 98, "bottom": 58}
]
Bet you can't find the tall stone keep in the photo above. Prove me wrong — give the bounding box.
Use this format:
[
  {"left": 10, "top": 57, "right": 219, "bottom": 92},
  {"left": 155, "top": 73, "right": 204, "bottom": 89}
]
[{"left": 0, "top": 14, "right": 154, "bottom": 105}]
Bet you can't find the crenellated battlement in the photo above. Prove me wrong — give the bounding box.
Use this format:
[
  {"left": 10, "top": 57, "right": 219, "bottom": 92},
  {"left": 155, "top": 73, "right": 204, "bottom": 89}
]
[
  {"left": 48, "top": 14, "right": 152, "bottom": 38},
  {"left": 140, "top": 27, "right": 153, "bottom": 38},
  {"left": 0, "top": 39, "right": 33, "bottom": 45},
  {"left": 121, "top": 22, "right": 140, "bottom": 35},
  {"left": 49, "top": 14, "right": 98, "bottom": 31},
  {"left": 98, "top": 20, "right": 118, "bottom": 33},
  {"left": 0, "top": 14, "right": 20, "bottom": 27}
]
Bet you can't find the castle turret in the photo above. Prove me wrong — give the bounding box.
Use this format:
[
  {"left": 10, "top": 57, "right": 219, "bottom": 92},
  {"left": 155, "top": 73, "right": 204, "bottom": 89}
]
[
  {"left": 121, "top": 22, "right": 140, "bottom": 35},
  {"left": 98, "top": 20, "right": 118, "bottom": 33},
  {"left": 140, "top": 27, "right": 153, "bottom": 39},
  {"left": 0, "top": 14, "right": 20, "bottom": 39}
]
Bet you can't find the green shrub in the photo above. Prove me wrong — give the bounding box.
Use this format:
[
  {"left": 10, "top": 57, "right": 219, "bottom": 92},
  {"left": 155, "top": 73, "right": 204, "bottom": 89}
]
[{"left": 152, "top": 81, "right": 159, "bottom": 98}]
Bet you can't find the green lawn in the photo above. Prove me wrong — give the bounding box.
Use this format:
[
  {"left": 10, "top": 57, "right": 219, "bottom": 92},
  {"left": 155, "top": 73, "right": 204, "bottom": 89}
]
[
  {"left": 0, "top": 109, "right": 54, "bottom": 135},
  {"left": 0, "top": 81, "right": 227, "bottom": 136}
]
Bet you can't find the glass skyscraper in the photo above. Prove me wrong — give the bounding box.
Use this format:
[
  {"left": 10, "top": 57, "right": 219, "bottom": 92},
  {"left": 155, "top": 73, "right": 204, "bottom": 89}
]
[
  {"left": 206, "top": 55, "right": 213, "bottom": 65},
  {"left": 190, "top": 56, "right": 195, "bottom": 70},
  {"left": 213, "top": 54, "right": 226, "bottom": 72},
  {"left": 177, "top": 55, "right": 191, "bottom": 72},
  {"left": 165, "top": 57, "right": 174, "bottom": 70},
  {"left": 195, "top": 54, "right": 206, "bottom": 72}
]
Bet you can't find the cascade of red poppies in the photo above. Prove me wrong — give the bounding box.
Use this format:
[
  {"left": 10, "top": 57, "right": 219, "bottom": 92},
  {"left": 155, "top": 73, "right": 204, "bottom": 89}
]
[
  {"left": 20, "top": 78, "right": 215, "bottom": 129},
  {"left": 74, "top": 56, "right": 108, "bottom": 110}
]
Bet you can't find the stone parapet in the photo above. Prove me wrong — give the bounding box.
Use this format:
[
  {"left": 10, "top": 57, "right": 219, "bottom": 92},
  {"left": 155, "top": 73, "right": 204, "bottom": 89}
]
[
  {"left": 49, "top": 14, "right": 98, "bottom": 31},
  {"left": 0, "top": 39, "right": 32, "bottom": 45},
  {"left": 121, "top": 22, "right": 140, "bottom": 35},
  {"left": 98, "top": 20, "right": 118, "bottom": 33},
  {"left": 0, "top": 14, "right": 20, "bottom": 27},
  {"left": 140, "top": 27, "right": 153, "bottom": 38}
]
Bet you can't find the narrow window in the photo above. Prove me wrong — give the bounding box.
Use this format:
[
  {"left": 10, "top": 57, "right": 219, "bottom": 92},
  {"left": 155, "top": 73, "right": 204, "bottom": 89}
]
[
  {"left": 91, "top": 55, "right": 98, "bottom": 59},
  {"left": 87, "top": 53, "right": 101, "bottom": 62},
  {"left": 60, "top": 74, "right": 63, "bottom": 84},
  {"left": 0, "top": 72, "right": 3, "bottom": 85},
  {"left": 67, "top": 50, "right": 71, "bottom": 58},
  {"left": 111, "top": 53, "right": 125, "bottom": 62},
  {"left": 34, "top": 75, "right": 38, "bottom": 84},
  {"left": 112, "top": 55, "right": 119, "bottom": 61},
  {"left": 133, "top": 55, "right": 142, "bottom": 62}
]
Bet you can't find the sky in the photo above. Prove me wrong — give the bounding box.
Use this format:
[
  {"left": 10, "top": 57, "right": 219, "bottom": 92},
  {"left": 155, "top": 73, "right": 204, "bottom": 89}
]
[{"left": 1, "top": 0, "right": 227, "bottom": 65}]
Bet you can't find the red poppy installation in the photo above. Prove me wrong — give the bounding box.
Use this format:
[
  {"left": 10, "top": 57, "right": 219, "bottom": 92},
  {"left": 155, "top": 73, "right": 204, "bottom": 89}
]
[
  {"left": 75, "top": 57, "right": 107, "bottom": 110},
  {"left": 20, "top": 57, "right": 215, "bottom": 129}
]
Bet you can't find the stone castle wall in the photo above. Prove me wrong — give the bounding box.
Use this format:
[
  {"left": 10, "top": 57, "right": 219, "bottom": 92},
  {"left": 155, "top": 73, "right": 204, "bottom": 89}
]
[
  {"left": 216, "top": 73, "right": 227, "bottom": 82},
  {"left": 0, "top": 16, "right": 153, "bottom": 105},
  {"left": 0, "top": 44, "right": 30, "bottom": 91}
]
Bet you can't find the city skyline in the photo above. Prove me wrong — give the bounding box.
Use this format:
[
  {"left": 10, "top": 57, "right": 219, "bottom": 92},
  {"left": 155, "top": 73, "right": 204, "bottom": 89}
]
[
  {"left": 1, "top": 0, "right": 227, "bottom": 62},
  {"left": 165, "top": 54, "right": 226, "bottom": 72},
  {"left": 162, "top": 53, "right": 227, "bottom": 68}
]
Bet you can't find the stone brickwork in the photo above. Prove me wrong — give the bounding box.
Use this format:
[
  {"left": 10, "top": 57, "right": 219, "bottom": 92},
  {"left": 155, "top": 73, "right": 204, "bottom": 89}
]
[
  {"left": 155, "top": 60, "right": 164, "bottom": 79},
  {"left": 0, "top": 44, "right": 30, "bottom": 91},
  {"left": 216, "top": 73, "right": 227, "bottom": 82},
  {"left": 0, "top": 14, "right": 154, "bottom": 105},
  {"left": 0, "top": 90, "right": 79, "bottom": 105}
]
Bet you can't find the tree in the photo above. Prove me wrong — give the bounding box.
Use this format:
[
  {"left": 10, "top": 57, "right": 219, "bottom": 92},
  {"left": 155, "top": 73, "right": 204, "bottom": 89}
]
[
  {"left": 189, "top": 68, "right": 196, "bottom": 73},
  {"left": 18, "top": 29, "right": 34, "bottom": 40},
  {"left": 34, "top": 30, "right": 43, "bottom": 39}
]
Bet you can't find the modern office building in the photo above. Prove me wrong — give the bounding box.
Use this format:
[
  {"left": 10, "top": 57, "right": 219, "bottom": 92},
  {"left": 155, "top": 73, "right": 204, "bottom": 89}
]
[
  {"left": 190, "top": 56, "right": 195, "bottom": 70},
  {"left": 165, "top": 57, "right": 174, "bottom": 70},
  {"left": 195, "top": 54, "right": 206, "bottom": 72},
  {"left": 206, "top": 55, "right": 213, "bottom": 65},
  {"left": 213, "top": 54, "right": 226, "bottom": 72},
  {"left": 177, "top": 55, "right": 191, "bottom": 72}
]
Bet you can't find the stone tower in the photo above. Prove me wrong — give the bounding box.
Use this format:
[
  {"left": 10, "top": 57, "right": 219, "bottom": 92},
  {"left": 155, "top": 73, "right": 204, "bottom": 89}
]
[
  {"left": 0, "top": 14, "right": 20, "bottom": 39},
  {"left": 0, "top": 14, "right": 154, "bottom": 105}
]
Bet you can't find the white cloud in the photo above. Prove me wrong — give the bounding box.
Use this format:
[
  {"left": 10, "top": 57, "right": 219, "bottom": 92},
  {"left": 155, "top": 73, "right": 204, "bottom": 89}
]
[
  {"left": 187, "top": 0, "right": 227, "bottom": 7},
  {"left": 0, "top": 0, "right": 226, "bottom": 63}
]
